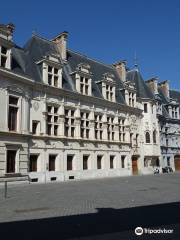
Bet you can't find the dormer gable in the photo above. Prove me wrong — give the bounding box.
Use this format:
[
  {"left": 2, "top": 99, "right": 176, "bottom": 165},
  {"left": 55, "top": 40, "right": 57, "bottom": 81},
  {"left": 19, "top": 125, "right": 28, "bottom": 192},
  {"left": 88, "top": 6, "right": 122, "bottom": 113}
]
[
  {"left": 0, "top": 23, "right": 15, "bottom": 69},
  {"left": 71, "top": 62, "right": 92, "bottom": 96},
  {"left": 36, "top": 54, "right": 62, "bottom": 88},
  {"left": 96, "top": 72, "right": 116, "bottom": 102},
  {"left": 120, "top": 81, "right": 137, "bottom": 107}
]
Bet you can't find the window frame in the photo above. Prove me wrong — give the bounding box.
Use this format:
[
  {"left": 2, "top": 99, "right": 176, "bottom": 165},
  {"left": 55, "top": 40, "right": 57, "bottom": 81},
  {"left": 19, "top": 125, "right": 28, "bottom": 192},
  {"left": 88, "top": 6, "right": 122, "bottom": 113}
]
[
  {"left": 8, "top": 95, "right": 19, "bottom": 132},
  {"left": 80, "top": 111, "right": 90, "bottom": 139},
  {"left": 144, "top": 103, "right": 148, "bottom": 113},
  {"left": 64, "top": 108, "right": 76, "bottom": 138},
  {"left": 47, "top": 105, "right": 59, "bottom": 136},
  {"left": 145, "top": 131, "right": 151, "bottom": 144},
  {"left": 94, "top": 114, "right": 103, "bottom": 140}
]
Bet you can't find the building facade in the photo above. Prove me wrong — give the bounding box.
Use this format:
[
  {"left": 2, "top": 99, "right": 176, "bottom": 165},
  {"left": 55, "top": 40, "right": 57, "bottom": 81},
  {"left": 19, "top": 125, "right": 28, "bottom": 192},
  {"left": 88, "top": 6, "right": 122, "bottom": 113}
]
[{"left": 0, "top": 23, "right": 179, "bottom": 183}]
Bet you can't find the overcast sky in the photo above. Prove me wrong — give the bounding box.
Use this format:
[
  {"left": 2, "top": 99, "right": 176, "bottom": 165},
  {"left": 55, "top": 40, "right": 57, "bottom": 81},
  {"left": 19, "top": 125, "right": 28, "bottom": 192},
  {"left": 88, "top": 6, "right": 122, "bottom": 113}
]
[{"left": 1, "top": 0, "right": 180, "bottom": 89}]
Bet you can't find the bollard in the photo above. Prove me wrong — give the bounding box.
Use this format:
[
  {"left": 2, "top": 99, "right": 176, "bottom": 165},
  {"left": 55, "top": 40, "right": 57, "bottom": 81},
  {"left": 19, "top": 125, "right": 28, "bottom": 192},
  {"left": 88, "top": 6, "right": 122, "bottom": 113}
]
[{"left": 4, "top": 181, "right": 7, "bottom": 198}]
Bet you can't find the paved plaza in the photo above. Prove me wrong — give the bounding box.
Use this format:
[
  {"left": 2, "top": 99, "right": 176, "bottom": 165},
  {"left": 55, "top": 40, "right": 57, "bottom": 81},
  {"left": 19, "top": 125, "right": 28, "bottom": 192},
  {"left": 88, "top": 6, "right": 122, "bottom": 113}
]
[{"left": 0, "top": 173, "right": 180, "bottom": 239}]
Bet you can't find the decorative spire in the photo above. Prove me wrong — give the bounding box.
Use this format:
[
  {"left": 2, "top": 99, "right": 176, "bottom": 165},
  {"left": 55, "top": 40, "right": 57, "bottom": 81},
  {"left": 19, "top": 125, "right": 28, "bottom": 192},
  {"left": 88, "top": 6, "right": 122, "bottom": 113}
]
[
  {"left": 32, "top": 29, "right": 37, "bottom": 36},
  {"left": 134, "top": 51, "right": 139, "bottom": 70}
]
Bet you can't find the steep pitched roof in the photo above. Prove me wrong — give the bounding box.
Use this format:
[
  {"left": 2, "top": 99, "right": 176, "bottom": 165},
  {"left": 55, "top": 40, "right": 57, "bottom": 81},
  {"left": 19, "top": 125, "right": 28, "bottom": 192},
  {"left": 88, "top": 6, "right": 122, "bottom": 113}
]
[
  {"left": 170, "top": 90, "right": 180, "bottom": 105},
  {"left": 67, "top": 49, "right": 126, "bottom": 104},
  {"left": 126, "top": 69, "right": 155, "bottom": 100},
  {"left": 157, "top": 86, "right": 169, "bottom": 104}
]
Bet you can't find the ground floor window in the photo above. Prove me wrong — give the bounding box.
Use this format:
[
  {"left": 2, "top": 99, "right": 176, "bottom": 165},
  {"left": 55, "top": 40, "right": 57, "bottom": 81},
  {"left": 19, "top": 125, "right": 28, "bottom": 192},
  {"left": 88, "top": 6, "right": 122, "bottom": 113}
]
[
  {"left": 110, "top": 155, "right": 115, "bottom": 169},
  {"left": 83, "top": 155, "right": 89, "bottom": 170},
  {"left": 156, "top": 158, "right": 160, "bottom": 167},
  {"left": 144, "top": 158, "right": 148, "bottom": 167},
  {"left": 49, "top": 155, "right": 56, "bottom": 171},
  {"left": 121, "top": 156, "right": 126, "bottom": 168},
  {"left": 97, "top": 155, "right": 103, "bottom": 169},
  {"left": 6, "top": 150, "right": 16, "bottom": 173},
  {"left": 67, "top": 155, "right": 74, "bottom": 171},
  {"left": 167, "top": 157, "right": 170, "bottom": 166},
  {"left": 30, "top": 155, "right": 38, "bottom": 172}
]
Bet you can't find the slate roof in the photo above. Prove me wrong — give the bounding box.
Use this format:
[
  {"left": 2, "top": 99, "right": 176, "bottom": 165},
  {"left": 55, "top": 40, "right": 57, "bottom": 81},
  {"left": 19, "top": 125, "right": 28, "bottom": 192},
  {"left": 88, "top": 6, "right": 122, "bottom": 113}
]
[
  {"left": 9, "top": 35, "right": 126, "bottom": 104},
  {"left": 170, "top": 90, "right": 180, "bottom": 105},
  {"left": 157, "top": 86, "right": 170, "bottom": 104},
  {"left": 7, "top": 33, "right": 179, "bottom": 114},
  {"left": 67, "top": 49, "right": 126, "bottom": 103},
  {"left": 126, "top": 69, "right": 155, "bottom": 100}
]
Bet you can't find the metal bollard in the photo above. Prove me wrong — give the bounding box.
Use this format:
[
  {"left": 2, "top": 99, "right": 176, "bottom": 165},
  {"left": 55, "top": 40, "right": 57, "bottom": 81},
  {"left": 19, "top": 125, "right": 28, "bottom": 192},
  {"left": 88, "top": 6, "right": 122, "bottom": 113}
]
[{"left": 4, "top": 181, "right": 7, "bottom": 198}]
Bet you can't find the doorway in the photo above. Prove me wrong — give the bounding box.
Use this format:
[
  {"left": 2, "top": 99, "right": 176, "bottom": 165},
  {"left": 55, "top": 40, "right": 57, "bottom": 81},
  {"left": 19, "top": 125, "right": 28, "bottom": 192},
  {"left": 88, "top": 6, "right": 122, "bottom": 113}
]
[
  {"left": 7, "top": 150, "right": 16, "bottom": 173},
  {"left": 132, "top": 156, "right": 138, "bottom": 175},
  {"left": 174, "top": 156, "right": 180, "bottom": 171}
]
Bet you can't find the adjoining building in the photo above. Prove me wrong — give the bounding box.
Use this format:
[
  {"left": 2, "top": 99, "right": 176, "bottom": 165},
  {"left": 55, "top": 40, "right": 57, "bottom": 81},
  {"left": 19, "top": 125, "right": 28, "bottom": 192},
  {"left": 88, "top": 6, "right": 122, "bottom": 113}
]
[{"left": 0, "top": 23, "right": 179, "bottom": 183}]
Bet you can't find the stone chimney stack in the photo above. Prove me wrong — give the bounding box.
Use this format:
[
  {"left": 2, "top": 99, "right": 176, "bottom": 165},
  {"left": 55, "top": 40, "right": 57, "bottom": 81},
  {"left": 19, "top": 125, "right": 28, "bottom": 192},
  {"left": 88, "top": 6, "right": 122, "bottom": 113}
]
[
  {"left": 52, "top": 31, "right": 68, "bottom": 61},
  {"left": 113, "top": 60, "right": 127, "bottom": 82},
  {"left": 146, "top": 77, "right": 158, "bottom": 94},
  {"left": 158, "top": 80, "right": 170, "bottom": 98},
  {"left": 0, "top": 22, "right": 15, "bottom": 41}
]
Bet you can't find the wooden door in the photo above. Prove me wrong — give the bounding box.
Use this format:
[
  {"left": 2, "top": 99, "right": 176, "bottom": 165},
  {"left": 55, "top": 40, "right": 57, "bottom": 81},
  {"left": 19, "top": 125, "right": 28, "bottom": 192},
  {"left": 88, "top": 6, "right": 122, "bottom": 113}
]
[
  {"left": 30, "top": 155, "right": 38, "bottom": 172},
  {"left": 175, "top": 156, "right": 180, "bottom": 171},
  {"left": 132, "top": 157, "right": 138, "bottom": 175},
  {"left": 7, "top": 150, "right": 16, "bottom": 173}
]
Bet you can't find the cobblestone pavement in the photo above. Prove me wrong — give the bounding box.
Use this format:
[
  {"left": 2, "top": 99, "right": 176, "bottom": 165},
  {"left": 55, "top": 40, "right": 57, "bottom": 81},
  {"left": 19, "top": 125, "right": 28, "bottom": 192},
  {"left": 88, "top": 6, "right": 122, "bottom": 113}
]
[
  {"left": 0, "top": 173, "right": 180, "bottom": 240},
  {"left": 0, "top": 173, "right": 180, "bottom": 223}
]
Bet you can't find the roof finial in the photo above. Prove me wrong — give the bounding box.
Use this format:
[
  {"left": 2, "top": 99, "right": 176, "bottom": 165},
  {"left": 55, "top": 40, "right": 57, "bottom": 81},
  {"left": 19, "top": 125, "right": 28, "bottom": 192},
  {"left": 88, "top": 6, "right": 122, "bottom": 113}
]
[
  {"left": 32, "top": 29, "right": 37, "bottom": 36},
  {"left": 134, "top": 50, "right": 138, "bottom": 70}
]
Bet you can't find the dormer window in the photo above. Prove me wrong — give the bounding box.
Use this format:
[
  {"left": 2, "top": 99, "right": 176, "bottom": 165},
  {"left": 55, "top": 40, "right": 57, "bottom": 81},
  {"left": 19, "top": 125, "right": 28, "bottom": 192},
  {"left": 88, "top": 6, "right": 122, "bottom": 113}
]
[
  {"left": 171, "top": 106, "right": 179, "bottom": 119},
  {"left": 80, "top": 76, "right": 90, "bottom": 95},
  {"left": 106, "top": 85, "right": 114, "bottom": 101},
  {"left": 48, "top": 65, "right": 60, "bottom": 87},
  {"left": 74, "top": 63, "right": 92, "bottom": 96},
  {"left": 128, "top": 92, "right": 136, "bottom": 107},
  {"left": 122, "top": 81, "right": 136, "bottom": 107},
  {"left": 37, "top": 55, "right": 62, "bottom": 88},
  {"left": 99, "top": 73, "right": 116, "bottom": 102},
  {"left": 0, "top": 45, "right": 11, "bottom": 69},
  {"left": 0, "top": 23, "right": 14, "bottom": 69},
  {"left": 0, "top": 46, "right": 8, "bottom": 67}
]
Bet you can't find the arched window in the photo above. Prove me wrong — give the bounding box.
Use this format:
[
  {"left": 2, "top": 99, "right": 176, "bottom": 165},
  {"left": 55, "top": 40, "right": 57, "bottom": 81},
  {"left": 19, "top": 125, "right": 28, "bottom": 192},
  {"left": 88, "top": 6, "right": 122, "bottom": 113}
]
[
  {"left": 153, "top": 130, "right": 156, "bottom": 143},
  {"left": 145, "top": 132, "right": 150, "bottom": 143}
]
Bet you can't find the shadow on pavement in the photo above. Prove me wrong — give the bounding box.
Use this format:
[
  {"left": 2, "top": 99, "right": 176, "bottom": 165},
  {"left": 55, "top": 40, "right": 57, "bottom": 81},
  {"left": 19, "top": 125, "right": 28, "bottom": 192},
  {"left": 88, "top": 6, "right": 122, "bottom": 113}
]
[{"left": 0, "top": 201, "right": 180, "bottom": 240}]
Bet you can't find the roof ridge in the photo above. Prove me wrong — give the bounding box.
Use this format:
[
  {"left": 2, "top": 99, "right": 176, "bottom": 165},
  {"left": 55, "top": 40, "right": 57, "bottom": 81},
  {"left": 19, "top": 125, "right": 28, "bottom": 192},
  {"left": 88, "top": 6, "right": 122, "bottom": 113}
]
[
  {"left": 68, "top": 49, "right": 115, "bottom": 70},
  {"left": 31, "top": 34, "right": 55, "bottom": 45},
  {"left": 170, "top": 89, "right": 180, "bottom": 93},
  {"left": 127, "top": 69, "right": 138, "bottom": 73}
]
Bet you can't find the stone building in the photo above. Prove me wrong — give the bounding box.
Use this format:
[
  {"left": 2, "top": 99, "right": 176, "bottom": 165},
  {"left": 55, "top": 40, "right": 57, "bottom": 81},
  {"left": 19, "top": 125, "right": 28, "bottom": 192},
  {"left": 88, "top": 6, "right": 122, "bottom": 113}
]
[{"left": 0, "top": 23, "right": 179, "bottom": 183}]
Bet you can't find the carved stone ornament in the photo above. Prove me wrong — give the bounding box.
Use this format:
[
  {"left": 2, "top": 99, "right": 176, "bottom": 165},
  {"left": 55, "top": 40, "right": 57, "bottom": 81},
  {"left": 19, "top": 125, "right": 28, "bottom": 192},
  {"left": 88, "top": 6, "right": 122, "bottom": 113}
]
[{"left": 33, "top": 102, "right": 39, "bottom": 111}]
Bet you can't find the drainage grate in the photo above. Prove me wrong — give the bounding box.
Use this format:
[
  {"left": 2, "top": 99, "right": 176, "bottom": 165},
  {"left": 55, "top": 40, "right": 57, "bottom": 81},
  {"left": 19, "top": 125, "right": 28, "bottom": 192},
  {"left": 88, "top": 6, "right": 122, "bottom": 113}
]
[
  {"left": 14, "top": 207, "right": 50, "bottom": 213},
  {"left": 137, "top": 189, "right": 148, "bottom": 192},
  {"left": 138, "top": 187, "right": 158, "bottom": 192}
]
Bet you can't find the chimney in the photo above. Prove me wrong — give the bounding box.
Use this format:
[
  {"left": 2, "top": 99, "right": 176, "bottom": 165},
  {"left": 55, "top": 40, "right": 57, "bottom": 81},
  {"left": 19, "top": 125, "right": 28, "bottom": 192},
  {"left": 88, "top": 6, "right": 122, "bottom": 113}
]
[
  {"left": 146, "top": 77, "right": 158, "bottom": 94},
  {"left": 52, "top": 31, "right": 68, "bottom": 61},
  {"left": 113, "top": 60, "right": 127, "bottom": 82},
  {"left": 158, "top": 80, "right": 170, "bottom": 98},
  {"left": 0, "top": 22, "right": 15, "bottom": 41}
]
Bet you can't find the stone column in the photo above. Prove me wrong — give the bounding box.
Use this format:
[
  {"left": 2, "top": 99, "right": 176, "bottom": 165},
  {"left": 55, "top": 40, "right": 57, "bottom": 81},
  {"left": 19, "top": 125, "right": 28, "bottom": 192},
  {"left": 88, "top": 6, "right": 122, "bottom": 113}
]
[
  {"left": 59, "top": 104, "right": 65, "bottom": 136},
  {"left": 22, "top": 95, "right": 30, "bottom": 134},
  {"left": 75, "top": 106, "right": 81, "bottom": 138},
  {"left": 114, "top": 115, "right": 119, "bottom": 141},
  {"left": 42, "top": 101, "right": 47, "bottom": 135},
  {"left": 102, "top": 113, "right": 107, "bottom": 140},
  {"left": 168, "top": 105, "right": 172, "bottom": 118},
  {"left": 75, "top": 74, "right": 80, "bottom": 92},
  {"left": 89, "top": 110, "right": 95, "bottom": 140}
]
